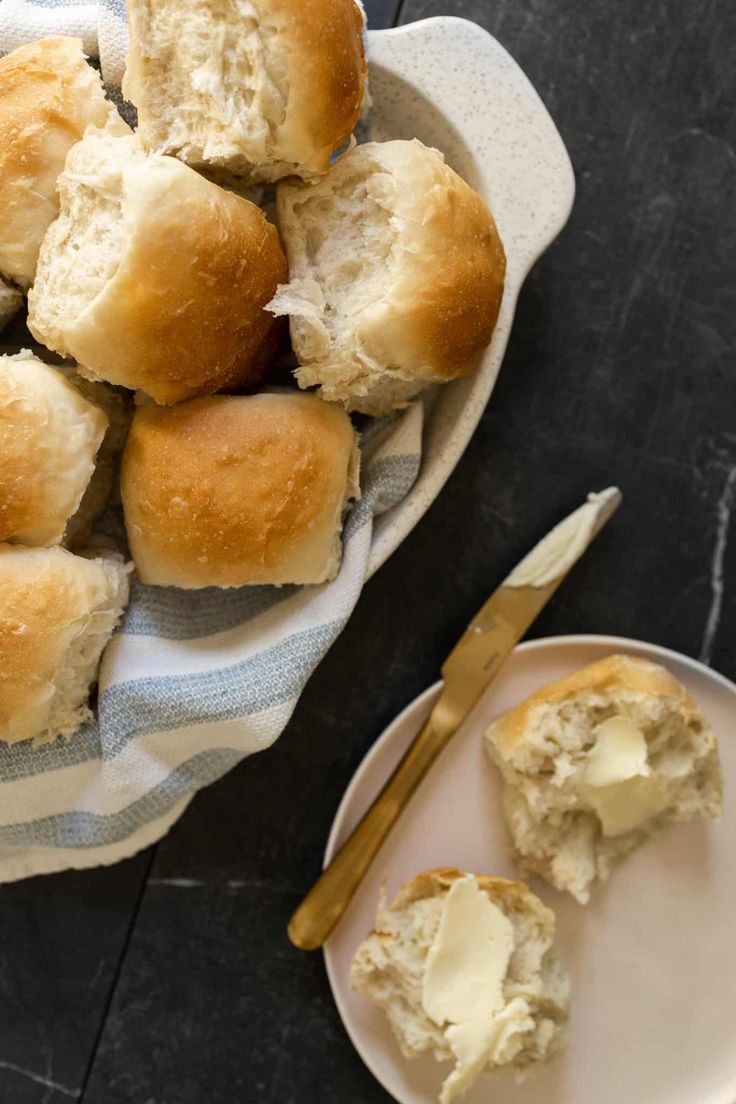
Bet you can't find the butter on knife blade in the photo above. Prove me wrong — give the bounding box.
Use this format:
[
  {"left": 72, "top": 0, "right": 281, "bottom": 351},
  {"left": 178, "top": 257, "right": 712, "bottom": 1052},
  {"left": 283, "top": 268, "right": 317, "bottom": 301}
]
[
  {"left": 506, "top": 488, "right": 621, "bottom": 589},
  {"left": 440, "top": 487, "right": 622, "bottom": 715}
]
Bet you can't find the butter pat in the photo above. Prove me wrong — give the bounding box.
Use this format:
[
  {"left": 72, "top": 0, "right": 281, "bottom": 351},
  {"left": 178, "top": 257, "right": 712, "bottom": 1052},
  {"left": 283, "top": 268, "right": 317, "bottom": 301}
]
[
  {"left": 585, "top": 715, "right": 650, "bottom": 786},
  {"left": 585, "top": 774, "right": 670, "bottom": 836},
  {"left": 423, "top": 876, "right": 512, "bottom": 1024},
  {"left": 583, "top": 715, "right": 669, "bottom": 836},
  {"left": 422, "top": 876, "right": 529, "bottom": 1104}
]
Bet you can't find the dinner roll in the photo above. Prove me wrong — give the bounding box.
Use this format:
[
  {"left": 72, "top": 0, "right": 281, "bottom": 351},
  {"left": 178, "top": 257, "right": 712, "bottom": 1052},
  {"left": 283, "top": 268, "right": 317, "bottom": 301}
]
[
  {"left": 485, "top": 655, "right": 723, "bottom": 903},
  {"left": 351, "top": 869, "right": 569, "bottom": 1104},
  {"left": 0, "top": 351, "right": 109, "bottom": 546},
  {"left": 0, "top": 35, "right": 129, "bottom": 289},
  {"left": 0, "top": 277, "right": 22, "bottom": 333},
  {"left": 0, "top": 544, "right": 130, "bottom": 744},
  {"left": 27, "top": 130, "right": 287, "bottom": 405},
  {"left": 267, "top": 139, "right": 506, "bottom": 416},
  {"left": 121, "top": 393, "right": 359, "bottom": 587},
  {"left": 123, "top": 0, "right": 366, "bottom": 184}
]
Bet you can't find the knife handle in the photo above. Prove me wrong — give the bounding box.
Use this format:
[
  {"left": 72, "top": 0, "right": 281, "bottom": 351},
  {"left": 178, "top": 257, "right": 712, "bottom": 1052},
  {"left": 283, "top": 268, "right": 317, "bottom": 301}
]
[{"left": 287, "top": 703, "right": 453, "bottom": 950}]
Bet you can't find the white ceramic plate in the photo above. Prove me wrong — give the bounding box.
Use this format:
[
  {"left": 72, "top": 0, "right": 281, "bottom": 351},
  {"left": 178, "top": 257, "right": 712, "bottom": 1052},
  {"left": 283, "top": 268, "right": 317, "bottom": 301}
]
[
  {"left": 324, "top": 635, "right": 736, "bottom": 1104},
  {"left": 364, "top": 18, "right": 575, "bottom": 574}
]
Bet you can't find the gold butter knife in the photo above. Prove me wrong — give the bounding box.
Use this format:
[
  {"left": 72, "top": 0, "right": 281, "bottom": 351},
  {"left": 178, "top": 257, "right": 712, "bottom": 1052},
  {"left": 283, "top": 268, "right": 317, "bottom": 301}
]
[{"left": 288, "top": 487, "right": 622, "bottom": 950}]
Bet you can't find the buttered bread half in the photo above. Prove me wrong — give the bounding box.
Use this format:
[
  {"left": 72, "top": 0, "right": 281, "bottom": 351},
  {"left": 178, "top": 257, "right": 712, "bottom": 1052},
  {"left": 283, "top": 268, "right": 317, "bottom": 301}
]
[
  {"left": 350, "top": 869, "right": 569, "bottom": 1104},
  {"left": 485, "top": 655, "right": 723, "bottom": 903}
]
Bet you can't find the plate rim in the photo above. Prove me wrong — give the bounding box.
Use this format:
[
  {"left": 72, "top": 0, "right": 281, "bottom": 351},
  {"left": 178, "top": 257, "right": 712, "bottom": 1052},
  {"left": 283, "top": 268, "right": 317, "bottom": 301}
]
[{"left": 322, "top": 632, "right": 736, "bottom": 1103}]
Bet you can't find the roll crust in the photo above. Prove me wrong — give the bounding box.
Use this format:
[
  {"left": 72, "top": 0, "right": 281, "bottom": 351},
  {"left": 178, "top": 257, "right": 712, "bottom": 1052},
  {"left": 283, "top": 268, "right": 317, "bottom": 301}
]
[
  {"left": 490, "top": 654, "right": 697, "bottom": 761},
  {"left": 357, "top": 143, "right": 506, "bottom": 384},
  {"left": 0, "top": 351, "right": 108, "bottom": 546},
  {"left": 27, "top": 133, "right": 287, "bottom": 404},
  {"left": 0, "top": 545, "right": 129, "bottom": 744},
  {"left": 271, "top": 140, "right": 506, "bottom": 415},
  {"left": 387, "top": 868, "right": 556, "bottom": 934},
  {"left": 121, "top": 393, "right": 359, "bottom": 587}
]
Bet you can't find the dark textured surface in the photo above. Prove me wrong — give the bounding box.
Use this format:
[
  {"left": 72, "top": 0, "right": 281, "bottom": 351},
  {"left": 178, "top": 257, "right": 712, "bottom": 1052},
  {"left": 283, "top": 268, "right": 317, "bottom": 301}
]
[
  {"left": 364, "top": 0, "right": 401, "bottom": 28},
  {"left": 2, "top": 1, "right": 736, "bottom": 1101},
  {"left": 0, "top": 857, "right": 151, "bottom": 1103}
]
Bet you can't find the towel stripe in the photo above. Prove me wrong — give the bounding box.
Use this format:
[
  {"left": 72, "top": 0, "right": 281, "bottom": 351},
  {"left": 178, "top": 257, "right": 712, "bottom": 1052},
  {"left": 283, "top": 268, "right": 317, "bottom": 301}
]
[
  {"left": 0, "top": 619, "right": 343, "bottom": 780},
  {"left": 122, "top": 581, "right": 297, "bottom": 639},
  {"left": 0, "top": 749, "right": 243, "bottom": 848}
]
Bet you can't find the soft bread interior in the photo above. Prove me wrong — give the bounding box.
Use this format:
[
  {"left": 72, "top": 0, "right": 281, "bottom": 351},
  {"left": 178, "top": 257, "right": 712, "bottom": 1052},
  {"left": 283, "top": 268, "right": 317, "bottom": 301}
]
[
  {"left": 486, "top": 661, "right": 723, "bottom": 903},
  {"left": 270, "top": 151, "right": 397, "bottom": 368},
  {"left": 47, "top": 553, "right": 130, "bottom": 740},
  {"left": 126, "top": 0, "right": 293, "bottom": 180},
  {"left": 351, "top": 871, "right": 569, "bottom": 1100},
  {"left": 270, "top": 151, "right": 419, "bottom": 414},
  {"left": 269, "top": 145, "right": 445, "bottom": 416},
  {"left": 28, "top": 131, "right": 142, "bottom": 359}
]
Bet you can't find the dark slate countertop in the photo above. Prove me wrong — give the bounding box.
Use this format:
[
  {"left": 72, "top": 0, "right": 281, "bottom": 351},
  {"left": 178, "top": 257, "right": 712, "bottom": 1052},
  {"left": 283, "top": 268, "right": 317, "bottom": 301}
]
[{"left": 1, "top": 1, "right": 734, "bottom": 1101}]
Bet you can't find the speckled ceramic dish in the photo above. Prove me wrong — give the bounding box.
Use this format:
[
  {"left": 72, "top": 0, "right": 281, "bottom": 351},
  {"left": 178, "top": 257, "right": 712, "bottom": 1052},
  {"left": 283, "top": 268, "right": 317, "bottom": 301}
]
[
  {"left": 365, "top": 17, "right": 575, "bottom": 575},
  {"left": 324, "top": 635, "right": 736, "bottom": 1104}
]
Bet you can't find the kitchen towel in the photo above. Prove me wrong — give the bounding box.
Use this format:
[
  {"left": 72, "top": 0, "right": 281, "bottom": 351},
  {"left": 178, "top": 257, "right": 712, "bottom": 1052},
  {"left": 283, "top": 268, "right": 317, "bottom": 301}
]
[
  {"left": 0, "top": 0, "right": 422, "bottom": 882},
  {"left": 1, "top": 0, "right": 129, "bottom": 84}
]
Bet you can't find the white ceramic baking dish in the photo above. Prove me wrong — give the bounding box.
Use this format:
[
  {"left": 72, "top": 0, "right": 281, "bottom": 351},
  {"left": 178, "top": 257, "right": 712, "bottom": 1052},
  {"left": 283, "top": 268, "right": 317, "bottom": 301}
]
[{"left": 364, "top": 16, "right": 575, "bottom": 574}]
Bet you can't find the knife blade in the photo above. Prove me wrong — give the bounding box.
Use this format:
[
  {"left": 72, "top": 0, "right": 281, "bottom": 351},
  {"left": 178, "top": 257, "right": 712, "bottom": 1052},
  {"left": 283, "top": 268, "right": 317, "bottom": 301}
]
[{"left": 288, "top": 487, "right": 622, "bottom": 949}]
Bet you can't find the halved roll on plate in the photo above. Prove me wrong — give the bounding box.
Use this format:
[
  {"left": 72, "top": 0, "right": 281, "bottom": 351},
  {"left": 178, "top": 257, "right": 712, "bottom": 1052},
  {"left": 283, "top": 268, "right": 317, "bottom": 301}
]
[
  {"left": 485, "top": 655, "right": 723, "bottom": 902},
  {"left": 351, "top": 868, "right": 569, "bottom": 1104}
]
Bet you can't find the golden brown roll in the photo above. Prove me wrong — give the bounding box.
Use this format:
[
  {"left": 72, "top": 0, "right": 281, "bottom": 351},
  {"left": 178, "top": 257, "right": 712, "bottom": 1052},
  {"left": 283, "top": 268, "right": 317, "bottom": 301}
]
[
  {"left": 0, "top": 544, "right": 129, "bottom": 744},
  {"left": 123, "top": 0, "right": 367, "bottom": 183},
  {"left": 121, "top": 392, "right": 360, "bottom": 587},
  {"left": 0, "top": 35, "right": 129, "bottom": 288},
  {"left": 27, "top": 130, "right": 287, "bottom": 404},
  {"left": 268, "top": 139, "right": 506, "bottom": 416},
  {"left": 0, "top": 351, "right": 108, "bottom": 546}
]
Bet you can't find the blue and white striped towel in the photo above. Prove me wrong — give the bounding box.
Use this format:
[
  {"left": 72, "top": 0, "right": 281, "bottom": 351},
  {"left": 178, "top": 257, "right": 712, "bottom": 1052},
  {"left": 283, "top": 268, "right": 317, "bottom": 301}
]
[{"left": 0, "top": 0, "right": 422, "bottom": 882}]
